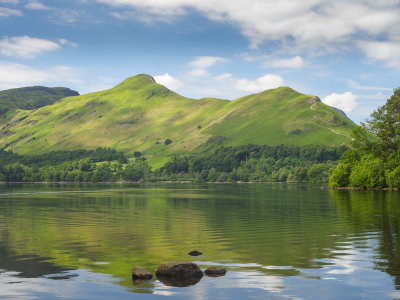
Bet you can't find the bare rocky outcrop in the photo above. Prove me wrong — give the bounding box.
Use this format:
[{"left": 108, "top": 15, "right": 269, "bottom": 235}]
[{"left": 302, "top": 96, "right": 320, "bottom": 104}]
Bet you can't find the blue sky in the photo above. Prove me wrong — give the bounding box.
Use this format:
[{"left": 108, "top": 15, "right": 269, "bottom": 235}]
[{"left": 1, "top": 0, "right": 400, "bottom": 123}]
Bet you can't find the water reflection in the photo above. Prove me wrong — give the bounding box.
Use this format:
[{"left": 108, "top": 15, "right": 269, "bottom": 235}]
[
  {"left": 0, "top": 183, "right": 399, "bottom": 299},
  {"left": 330, "top": 189, "right": 400, "bottom": 288}
]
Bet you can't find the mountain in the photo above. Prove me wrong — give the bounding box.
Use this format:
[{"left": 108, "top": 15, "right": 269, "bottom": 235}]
[
  {"left": 0, "top": 74, "right": 356, "bottom": 167},
  {"left": 0, "top": 86, "right": 79, "bottom": 116}
]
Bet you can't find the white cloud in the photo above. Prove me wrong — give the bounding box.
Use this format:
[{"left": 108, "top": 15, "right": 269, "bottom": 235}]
[
  {"left": 188, "top": 68, "right": 208, "bottom": 77},
  {"left": 186, "top": 56, "right": 226, "bottom": 78},
  {"left": 0, "top": 0, "right": 19, "bottom": 3},
  {"left": 347, "top": 80, "right": 392, "bottom": 91},
  {"left": 322, "top": 92, "right": 358, "bottom": 113},
  {"left": 270, "top": 56, "right": 305, "bottom": 68},
  {"left": 0, "top": 62, "right": 50, "bottom": 89},
  {"left": 358, "top": 40, "right": 400, "bottom": 67},
  {"left": 25, "top": 1, "right": 51, "bottom": 10},
  {"left": 189, "top": 56, "right": 226, "bottom": 69},
  {"left": 0, "top": 61, "right": 83, "bottom": 90},
  {"left": 187, "top": 56, "right": 226, "bottom": 77},
  {"left": 215, "top": 73, "right": 232, "bottom": 80},
  {"left": 235, "top": 74, "right": 284, "bottom": 93},
  {"left": 58, "top": 38, "right": 78, "bottom": 48},
  {"left": 110, "top": 11, "right": 134, "bottom": 20},
  {"left": 154, "top": 73, "right": 184, "bottom": 91},
  {"left": 0, "top": 7, "right": 22, "bottom": 17},
  {"left": 0, "top": 36, "right": 61, "bottom": 58},
  {"left": 95, "top": 0, "right": 400, "bottom": 58}
]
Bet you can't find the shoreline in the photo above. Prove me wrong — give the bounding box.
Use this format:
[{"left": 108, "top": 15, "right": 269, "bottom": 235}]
[{"left": 1, "top": 180, "right": 399, "bottom": 191}]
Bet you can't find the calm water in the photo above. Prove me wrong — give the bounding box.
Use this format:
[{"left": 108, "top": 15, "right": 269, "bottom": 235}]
[{"left": 0, "top": 183, "right": 400, "bottom": 299}]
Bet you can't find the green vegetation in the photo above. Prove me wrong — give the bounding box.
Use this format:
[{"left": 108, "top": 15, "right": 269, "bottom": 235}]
[
  {"left": 0, "top": 74, "right": 356, "bottom": 167},
  {"left": 158, "top": 144, "right": 347, "bottom": 183},
  {"left": 0, "top": 144, "right": 346, "bottom": 183},
  {"left": 330, "top": 87, "right": 400, "bottom": 189},
  {"left": 0, "top": 86, "right": 79, "bottom": 116}
]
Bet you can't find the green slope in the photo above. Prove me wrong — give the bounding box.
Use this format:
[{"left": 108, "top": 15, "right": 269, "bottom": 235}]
[
  {"left": 0, "top": 74, "right": 356, "bottom": 167},
  {"left": 0, "top": 86, "right": 79, "bottom": 113}
]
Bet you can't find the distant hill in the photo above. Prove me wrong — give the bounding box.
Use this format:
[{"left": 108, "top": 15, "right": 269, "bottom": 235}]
[
  {"left": 0, "top": 86, "right": 79, "bottom": 115},
  {"left": 0, "top": 74, "right": 357, "bottom": 167}
]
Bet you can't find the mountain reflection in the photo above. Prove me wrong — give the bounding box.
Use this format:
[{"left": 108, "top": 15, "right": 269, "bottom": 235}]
[{"left": 0, "top": 183, "right": 399, "bottom": 299}]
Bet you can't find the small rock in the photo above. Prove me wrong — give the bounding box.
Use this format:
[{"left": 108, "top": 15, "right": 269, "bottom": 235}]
[
  {"left": 187, "top": 250, "right": 203, "bottom": 256},
  {"left": 132, "top": 266, "right": 153, "bottom": 280},
  {"left": 204, "top": 266, "right": 227, "bottom": 277},
  {"left": 156, "top": 262, "right": 203, "bottom": 278}
]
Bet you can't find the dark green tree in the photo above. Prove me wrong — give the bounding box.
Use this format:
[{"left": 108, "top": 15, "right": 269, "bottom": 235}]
[{"left": 367, "top": 87, "right": 400, "bottom": 156}]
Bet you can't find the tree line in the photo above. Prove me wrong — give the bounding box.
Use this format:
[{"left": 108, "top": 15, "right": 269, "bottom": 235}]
[
  {"left": 330, "top": 87, "right": 400, "bottom": 189},
  {"left": 0, "top": 144, "right": 347, "bottom": 183}
]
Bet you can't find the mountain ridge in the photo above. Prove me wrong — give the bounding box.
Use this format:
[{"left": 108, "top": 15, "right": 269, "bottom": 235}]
[
  {"left": 0, "top": 86, "right": 79, "bottom": 113},
  {"left": 0, "top": 74, "right": 356, "bottom": 167}
]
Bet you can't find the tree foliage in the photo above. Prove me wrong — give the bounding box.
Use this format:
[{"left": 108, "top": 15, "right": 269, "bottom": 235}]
[
  {"left": 0, "top": 144, "right": 346, "bottom": 183},
  {"left": 330, "top": 87, "right": 400, "bottom": 189}
]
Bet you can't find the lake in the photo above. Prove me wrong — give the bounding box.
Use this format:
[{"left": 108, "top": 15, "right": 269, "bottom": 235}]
[{"left": 0, "top": 183, "right": 399, "bottom": 299}]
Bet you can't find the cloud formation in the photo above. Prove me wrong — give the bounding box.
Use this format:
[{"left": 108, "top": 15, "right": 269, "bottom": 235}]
[
  {"left": 358, "top": 40, "right": 400, "bottom": 67},
  {"left": 270, "top": 56, "right": 305, "bottom": 69},
  {"left": 0, "top": 36, "right": 61, "bottom": 58},
  {"left": 154, "top": 73, "right": 184, "bottom": 91},
  {"left": 189, "top": 56, "right": 226, "bottom": 68},
  {"left": 0, "top": 0, "right": 19, "bottom": 4},
  {"left": 0, "top": 6, "right": 22, "bottom": 17},
  {"left": 25, "top": 1, "right": 52, "bottom": 10},
  {"left": 322, "top": 92, "right": 358, "bottom": 113},
  {"left": 188, "top": 56, "right": 227, "bottom": 77},
  {"left": 96, "top": 0, "right": 400, "bottom": 66},
  {"left": 0, "top": 61, "right": 82, "bottom": 90},
  {"left": 236, "top": 74, "right": 284, "bottom": 93}
]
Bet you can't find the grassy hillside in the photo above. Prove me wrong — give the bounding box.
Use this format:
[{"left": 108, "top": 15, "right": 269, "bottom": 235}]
[
  {"left": 0, "top": 74, "right": 357, "bottom": 167},
  {"left": 0, "top": 86, "right": 79, "bottom": 114}
]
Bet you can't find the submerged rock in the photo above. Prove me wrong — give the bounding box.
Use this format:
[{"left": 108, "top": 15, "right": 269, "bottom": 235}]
[
  {"left": 132, "top": 266, "right": 153, "bottom": 280},
  {"left": 156, "top": 262, "right": 203, "bottom": 278},
  {"left": 187, "top": 250, "right": 203, "bottom": 256},
  {"left": 132, "top": 278, "right": 151, "bottom": 286},
  {"left": 204, "top": 266, "right": 227, "bottom": 277},
  {"left": 156, "top": 274, "right": 202, "bottom": 287}
]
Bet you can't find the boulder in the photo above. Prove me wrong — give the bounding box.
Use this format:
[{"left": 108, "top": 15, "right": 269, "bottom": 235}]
[
  {"left": 132, "top": 266, "right": 153, "bottom": 280},
  {"left": 187, "top": 250, "right": 203, "bottom": 256},
  {"left": 204, "top": 266, "right": 227, "bottom": 277},
  {"left": 156, "top": 262, "right": 203, "bottom": 278}
]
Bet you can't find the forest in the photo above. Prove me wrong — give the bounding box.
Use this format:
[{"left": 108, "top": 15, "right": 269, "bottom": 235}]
[
  {"left": 330, "top": 87, "right": 400, "bottom": 189},
  {"left": 0, "top": 144, "right": 347, "bottom": 183}
]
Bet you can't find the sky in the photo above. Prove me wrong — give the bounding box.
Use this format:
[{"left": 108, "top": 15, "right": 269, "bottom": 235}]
[{"left": 1, "top": 0, "right": 400, "bottom": 123}]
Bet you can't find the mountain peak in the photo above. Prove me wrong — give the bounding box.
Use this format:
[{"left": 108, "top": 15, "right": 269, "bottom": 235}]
[
  {"left": 134, "top": 74, "right": 156, "bottom": 83},
  {"left": 115, "top": 74, "right": 157, "bottom": 90}
]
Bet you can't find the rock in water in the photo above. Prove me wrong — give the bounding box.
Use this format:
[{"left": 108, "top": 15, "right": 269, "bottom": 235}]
[
  {"left": 132, "top": 266, "right": 153, "bottom": 279},
  {"left": 132, "top": 278, "right": 150, "bottom": 286},
  {"left": 187, "top": 250, "right": 203, "bottom": 256},
  {"left": 156, "top": 262, "right": 203, "bottom": 278},
  {"left": 204, "top": 266, "right": 227, "bottom": 277},
  {"left": 156, "top": 274, "right": 202, "bottom": 287}
]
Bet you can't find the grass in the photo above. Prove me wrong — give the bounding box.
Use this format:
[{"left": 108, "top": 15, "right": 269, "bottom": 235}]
[{"left": 0, "top": 75, "right": 357, "bottom": 167}]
